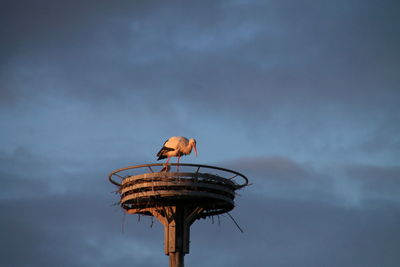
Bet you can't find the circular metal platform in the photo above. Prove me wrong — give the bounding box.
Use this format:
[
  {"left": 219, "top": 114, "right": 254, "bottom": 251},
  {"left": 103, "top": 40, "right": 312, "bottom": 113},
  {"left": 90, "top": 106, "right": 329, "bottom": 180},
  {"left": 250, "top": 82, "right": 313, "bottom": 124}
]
[{"left": 109, "top": 163, "right": 248, "bottom": 218}]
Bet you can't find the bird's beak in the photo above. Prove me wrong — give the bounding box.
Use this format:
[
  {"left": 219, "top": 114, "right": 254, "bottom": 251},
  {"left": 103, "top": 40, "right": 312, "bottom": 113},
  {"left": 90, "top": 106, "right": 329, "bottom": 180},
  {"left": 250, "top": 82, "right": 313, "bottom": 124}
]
[{"left": 194, "top": 144, "right": 198, "bottom": 156}]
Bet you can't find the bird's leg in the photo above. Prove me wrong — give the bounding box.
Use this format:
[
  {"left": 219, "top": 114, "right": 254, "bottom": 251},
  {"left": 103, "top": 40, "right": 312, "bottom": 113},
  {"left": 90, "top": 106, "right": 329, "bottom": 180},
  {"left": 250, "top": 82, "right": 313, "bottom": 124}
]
[
  {"left": 162, "top": 157, "right": 171, "bottom": 172},
  {"left": 177, "top": 156, "right": 181, "bottom": 172},
  {"left": 161, "top": 164, "right": 170, "bottom": 172}
]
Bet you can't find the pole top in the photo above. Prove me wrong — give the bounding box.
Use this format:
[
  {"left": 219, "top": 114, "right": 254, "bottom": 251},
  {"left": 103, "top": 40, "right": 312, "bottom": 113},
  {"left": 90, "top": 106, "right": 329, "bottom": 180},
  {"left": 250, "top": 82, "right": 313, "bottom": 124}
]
[{"left": 109, "top": 163, "right": 249, "bottom": 218}]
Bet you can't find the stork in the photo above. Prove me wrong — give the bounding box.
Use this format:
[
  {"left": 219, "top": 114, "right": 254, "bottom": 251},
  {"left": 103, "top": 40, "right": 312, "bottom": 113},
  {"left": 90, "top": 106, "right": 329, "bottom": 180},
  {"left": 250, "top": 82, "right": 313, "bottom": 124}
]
[{"left": 157, "top": 136, "right": 197, "bottom": 171}]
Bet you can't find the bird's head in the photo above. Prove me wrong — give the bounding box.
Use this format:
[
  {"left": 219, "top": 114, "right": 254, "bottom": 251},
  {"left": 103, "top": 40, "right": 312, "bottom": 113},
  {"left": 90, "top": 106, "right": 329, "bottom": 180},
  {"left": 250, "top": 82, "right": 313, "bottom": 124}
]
[{"left": 189, "top": 138, "right": 198, "bottom": 156}]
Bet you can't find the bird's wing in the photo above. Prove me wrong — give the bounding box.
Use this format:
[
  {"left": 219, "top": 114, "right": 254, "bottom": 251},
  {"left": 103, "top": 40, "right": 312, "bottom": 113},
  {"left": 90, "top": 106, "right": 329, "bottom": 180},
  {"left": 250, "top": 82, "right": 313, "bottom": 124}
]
[
  {"left": 157, "top": 145, "right": 175, "bottom": 157},
  {"left": 164, "top": 137, "right": 182, "bottom": 148},
  {"left": 157, "top": 138, "right": 175, "bottom": 157}
]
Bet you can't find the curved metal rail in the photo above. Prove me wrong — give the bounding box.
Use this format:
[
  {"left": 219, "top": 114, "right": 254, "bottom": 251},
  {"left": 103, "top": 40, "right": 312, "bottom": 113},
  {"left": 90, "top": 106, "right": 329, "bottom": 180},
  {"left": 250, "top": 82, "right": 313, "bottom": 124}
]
[{"left": 108, "top": 163, "right": 249, "bottom": 189}]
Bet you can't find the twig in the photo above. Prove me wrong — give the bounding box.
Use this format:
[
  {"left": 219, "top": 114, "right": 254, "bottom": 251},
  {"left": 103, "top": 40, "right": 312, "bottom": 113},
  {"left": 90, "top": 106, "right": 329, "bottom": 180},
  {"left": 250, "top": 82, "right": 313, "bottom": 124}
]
[{"left": 227, "top": 212, "right": 244, "bottom": 233}]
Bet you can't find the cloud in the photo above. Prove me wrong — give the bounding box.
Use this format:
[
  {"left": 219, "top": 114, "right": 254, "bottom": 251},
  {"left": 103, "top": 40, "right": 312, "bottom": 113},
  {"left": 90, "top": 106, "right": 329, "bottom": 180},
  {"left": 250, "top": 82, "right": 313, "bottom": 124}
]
[
  {"left": 222, "top": 156, "right": 335, "bottom": 202},
  {"left": 0, "top": 193, "right": 168, "bottom": 267},
  {"left": 2, "top": 0, "right": 399, "bottom": 113},
  {"left": 1, "top": 0, "right": 399, "bottom": 167},
  {"left": 1, "top": 147, "right": 399, "bottom": 266},
  {"left": 222, "top": 155, "right": 400, "bottom": 208},
  {"left": 345, "top": 163, "right": 400, "bottom": 203}
]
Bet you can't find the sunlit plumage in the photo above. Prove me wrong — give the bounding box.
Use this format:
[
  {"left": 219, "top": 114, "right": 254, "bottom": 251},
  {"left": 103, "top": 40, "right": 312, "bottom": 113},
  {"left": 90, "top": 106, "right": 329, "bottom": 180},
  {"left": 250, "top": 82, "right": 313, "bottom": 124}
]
[{"left": 157, "top": 136, "right": 198, "bottom": 167}]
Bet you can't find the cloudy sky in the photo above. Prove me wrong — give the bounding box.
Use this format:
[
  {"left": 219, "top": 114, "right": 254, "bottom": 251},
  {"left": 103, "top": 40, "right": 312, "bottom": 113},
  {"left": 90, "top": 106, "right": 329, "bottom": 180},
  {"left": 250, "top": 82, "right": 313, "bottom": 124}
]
[{"left": 1, "top": 0, "right": 399, "bottom": 266}]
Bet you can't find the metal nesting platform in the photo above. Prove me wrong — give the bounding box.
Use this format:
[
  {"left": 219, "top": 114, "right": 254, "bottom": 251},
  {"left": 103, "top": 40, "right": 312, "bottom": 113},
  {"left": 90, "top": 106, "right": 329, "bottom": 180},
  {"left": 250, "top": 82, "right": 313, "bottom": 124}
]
[
  {"left": 109, "top": 163, "right": 248, "bottom": 218},
  {"left": 108, "top": 163, "right": 248, "bottom": 267}
]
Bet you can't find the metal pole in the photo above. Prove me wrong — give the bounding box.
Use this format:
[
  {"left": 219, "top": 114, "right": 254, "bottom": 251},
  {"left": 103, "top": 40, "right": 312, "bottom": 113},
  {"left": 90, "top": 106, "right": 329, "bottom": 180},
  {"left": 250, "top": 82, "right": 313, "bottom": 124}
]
[
  {"left": 165, "top": 206, "right": 187, "bottom": 267},
  {"left": 169, "top": 252, "right": 184, "bottom": 267}
]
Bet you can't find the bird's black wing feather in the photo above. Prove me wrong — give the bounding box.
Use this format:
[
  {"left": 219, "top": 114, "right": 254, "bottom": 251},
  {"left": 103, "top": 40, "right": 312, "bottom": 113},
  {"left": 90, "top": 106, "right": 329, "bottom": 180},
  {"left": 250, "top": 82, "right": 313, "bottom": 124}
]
[{"left": 156, "top": 146, "right": 175, "bottom": 160}]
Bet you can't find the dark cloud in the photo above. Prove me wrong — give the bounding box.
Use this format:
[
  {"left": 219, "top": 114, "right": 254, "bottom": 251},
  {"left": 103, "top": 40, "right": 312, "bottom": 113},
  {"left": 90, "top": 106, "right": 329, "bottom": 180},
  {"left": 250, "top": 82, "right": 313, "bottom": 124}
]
[
  {"left": 222, "top": 156, "right": 336, "bottom": 203},
  {"left": 1, "top": 148, "right": 400, "bottom": 266},
  {"left": 210, "top": 195, "right": 400, "bottom": 267},
  {"left": 2, "top": 0, "right": 399, "bottom": 113},
  {"left": 2, "top": 168, "right": 400, "bottom": 267},
  {"left": 225, "top": 156, "right": 400, "bottom": 207},
  {"left": 0, "top": 194, "right": 166, "bottom": 267},
  {"left": 345, "top": 163, "right": 400, "bottom": 202}
]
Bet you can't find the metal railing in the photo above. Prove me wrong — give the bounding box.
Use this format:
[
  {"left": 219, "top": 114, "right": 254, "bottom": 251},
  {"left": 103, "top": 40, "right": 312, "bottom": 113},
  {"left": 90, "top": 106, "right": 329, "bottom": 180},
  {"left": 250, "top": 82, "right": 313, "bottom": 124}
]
[{"left": 108, "top": 163, "right": 249, "bottom": 189}]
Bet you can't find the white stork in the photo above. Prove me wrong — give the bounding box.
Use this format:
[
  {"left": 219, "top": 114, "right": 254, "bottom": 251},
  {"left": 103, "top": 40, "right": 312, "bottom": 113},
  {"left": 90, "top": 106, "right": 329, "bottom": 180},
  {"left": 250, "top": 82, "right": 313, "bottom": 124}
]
[{"left": 157, "top": 136, "right": 197, "bottom": 170}]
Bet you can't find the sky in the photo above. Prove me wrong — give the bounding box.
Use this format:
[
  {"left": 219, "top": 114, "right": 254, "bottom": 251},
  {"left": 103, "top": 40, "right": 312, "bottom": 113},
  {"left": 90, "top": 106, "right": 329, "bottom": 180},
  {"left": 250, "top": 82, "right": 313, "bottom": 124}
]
[{"left": 1, "top": 0, "right": 399, "bottom": 266}]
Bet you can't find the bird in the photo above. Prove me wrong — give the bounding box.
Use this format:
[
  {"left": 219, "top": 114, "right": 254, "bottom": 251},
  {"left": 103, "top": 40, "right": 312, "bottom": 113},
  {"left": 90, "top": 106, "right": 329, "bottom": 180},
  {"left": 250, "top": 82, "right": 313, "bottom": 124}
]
[{"left": 157, "top": 136, "right": 198, "bottom": 171}]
